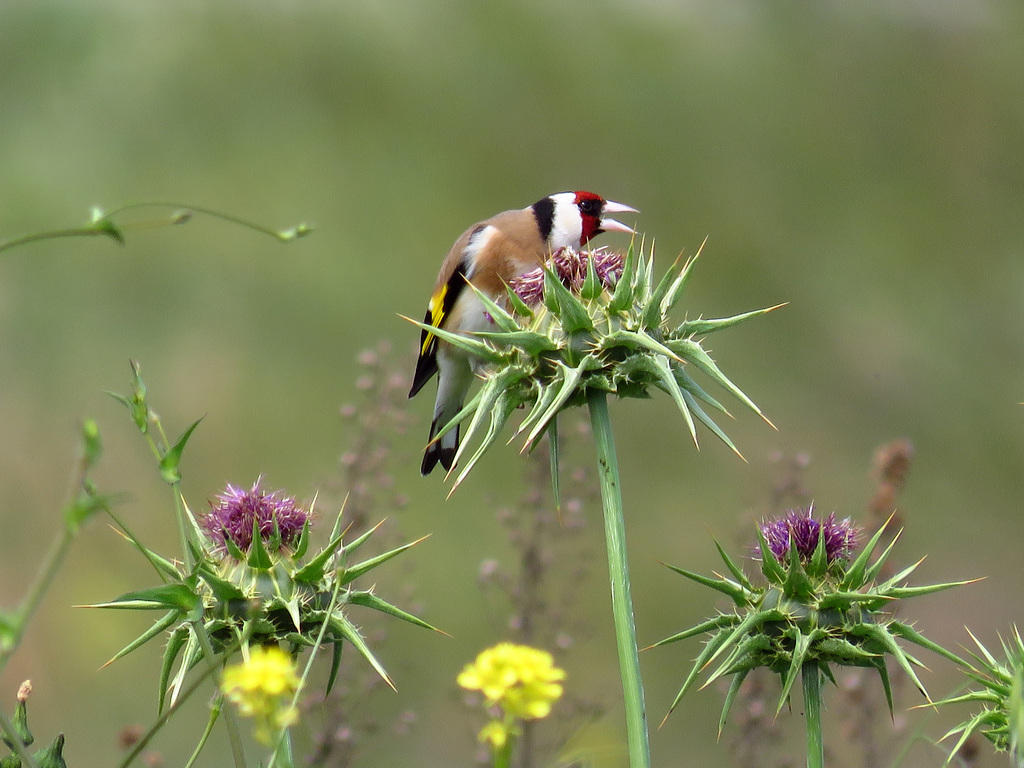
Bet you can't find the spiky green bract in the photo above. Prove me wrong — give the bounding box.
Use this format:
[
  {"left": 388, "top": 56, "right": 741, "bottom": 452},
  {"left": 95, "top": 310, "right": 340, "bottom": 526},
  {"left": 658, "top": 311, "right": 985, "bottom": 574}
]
[
  {"left": 87, "top": 502, "right": 437, "bottom": 713},
  {"left": 652, "top": 515, "right": 972, "bottom": 733},
  {"left": 935, "top": 626, "right": 1024, "bottom": 766},
  {"left": 407, "top": 242, "right": 778, "bottom": 489}
]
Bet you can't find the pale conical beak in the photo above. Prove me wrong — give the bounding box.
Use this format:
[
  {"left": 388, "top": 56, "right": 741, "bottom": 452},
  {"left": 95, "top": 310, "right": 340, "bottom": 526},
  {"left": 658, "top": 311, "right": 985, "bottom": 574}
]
[{"left": 600, "top": 200, "right": 639, "bottom": 234}]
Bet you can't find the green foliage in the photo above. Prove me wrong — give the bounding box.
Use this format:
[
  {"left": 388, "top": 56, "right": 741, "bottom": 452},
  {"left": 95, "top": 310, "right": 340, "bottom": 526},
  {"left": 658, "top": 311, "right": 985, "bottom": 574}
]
[
  {"left": 935, "top": 626, "right": 1024, "bottom": 766},
  {"left": 652, "top": 516, "right": 973, "bottom": 733}
]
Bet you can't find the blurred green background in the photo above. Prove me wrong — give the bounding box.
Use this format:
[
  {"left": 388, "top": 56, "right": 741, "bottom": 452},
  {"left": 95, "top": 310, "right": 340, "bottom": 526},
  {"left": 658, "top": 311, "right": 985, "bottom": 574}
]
[{"left": 1, "top": 1, "right": 1022, "bottom": 766}]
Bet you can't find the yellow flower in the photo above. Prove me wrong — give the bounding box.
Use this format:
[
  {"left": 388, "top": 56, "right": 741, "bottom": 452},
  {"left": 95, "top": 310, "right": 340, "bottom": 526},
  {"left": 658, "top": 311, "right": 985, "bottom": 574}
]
[
  {"left": 458, "top": 643, "right": 566, "bottom": 722},
  {"left": 221, "top": 645, "right": 300, "bottom": 744},
  {"left": 478, "top": 720, "right": 512, "bottom": 749}
]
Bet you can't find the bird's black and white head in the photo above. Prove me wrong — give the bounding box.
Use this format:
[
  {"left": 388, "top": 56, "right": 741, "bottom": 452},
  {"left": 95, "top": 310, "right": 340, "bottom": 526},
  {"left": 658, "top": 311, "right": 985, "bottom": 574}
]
[{"left": 531, "top": 191, "right": 638, "bottom": 250}]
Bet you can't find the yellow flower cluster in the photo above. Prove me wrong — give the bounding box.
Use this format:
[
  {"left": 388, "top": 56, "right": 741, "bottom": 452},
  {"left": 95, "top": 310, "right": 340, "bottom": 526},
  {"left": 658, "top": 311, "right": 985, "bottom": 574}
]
[
  {"left": 221, "top": 645, "right": 300, "bottom": 744},
  {"left": 458, "top": 643, "right": 566, "bottom": 748}
]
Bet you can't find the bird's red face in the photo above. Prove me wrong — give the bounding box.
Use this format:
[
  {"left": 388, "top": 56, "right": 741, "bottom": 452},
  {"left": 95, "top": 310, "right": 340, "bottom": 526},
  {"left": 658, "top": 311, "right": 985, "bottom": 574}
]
[{"left": 573, "top": 190, "right": 638, "bottom": 245}]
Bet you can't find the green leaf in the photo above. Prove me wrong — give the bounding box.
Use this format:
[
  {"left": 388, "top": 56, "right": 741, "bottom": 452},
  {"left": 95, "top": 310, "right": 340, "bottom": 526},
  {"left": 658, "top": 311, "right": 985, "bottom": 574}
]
[
  {"left": 649, "top": 354, "right": 697, "bottom": 447},
  {"left": 873, "top": 557, "right": 925, "bottom": 592},
  {"left": 503, "top": 282, "right": 535, "bottom": 318},
  {"left": 646, "top": 616, "right": 738, "bottom": 649},
  {"left": 889, "top": 620, "right": 967, "bottom": 667},
  {"left": 861, "top": 529, "right": 902, "bottom": 583},
  {"left": 661, "top": 562, "right": 746, "bottom": 605},
  {"left": 940, "top": 710, "right": 1000, "bottom": 765},
  {"left": 661, "top": 245, "right": 701, "bottom": 315},
  {"left": 604, "top": 329, "right": 682, "bottom": 363},
  {"left": 523, "top": 359, "right": 594, "bottom": 448},
  {"left": 677, "top": 305, "right": 783, "bottom": 337},
  {"left": 703, "top": 633, "right": 772, "bottom": 689},
  {"left": 159, "top": 418, "right": 203, "bottom": 484},
  {"left": 328, "top": 613, "right": 395, "bottom": 690},
  {"left": 719, "top": 668, "right": 751, "bottom": 737},
  {"left": 464, "top": 281, "right": 521, "bottom": 333},
  {"left": 849, "top": 623, "right": 929, "bottom": 698},
  {"left": 581, "top": 251, "right": 602, "bottom": 300},
  {"left": 159, "top": 625, "right": 190, "bottom": 714},
  {"left": 347, "top": 590, "right": 440, "bottom": 632},
  {"left": 103, "top": 609, "right": 181, "bottom": 666},
  {"left": 294, "top": 530, "right": 346, "bottom": 584},
  {"left": 817, "top": 591, "right": 892, "bottom": 611},
  {"left": 453, "top": 388, "right": 520, "bottom": 488},
  {"left": 223, "top": 531, "right": 246, "bottom": 561},
  {"left": 246, "top": 514, "right": 274, "bottom": 570},
  {"left": 514, "top": 372, "right": 563, "bottom": 440},
  {"left": 90, "top": 211, "right": 126, "bottom": 244},
  {"left": 783, "top": 533, "right": 814, "bottom": 600},
  {"left": 755, "top": 526, "right": 786, "bottom": 584},
  {"left": 642, "top": 255, "right": 681, "bottom": 329},
  {"left": 88, "top": 583, "right": 200, "bottom": 613},
  {"left": 814, "top": 636, "right": 881, "bottom": 665},
  {"left": 63, "top": 487, "right": 113, "bottom": 530},
  {"left": 401, "top": 315, "right": 505, "bottom": 364},
  {"left": 670, "top": 338, "right": 767, "bottom": 420},
  {"left": 703, "top": 609, "right": 775, "bottom": 670},
  {"left": 674, "top": 366, "right": 730, "bottom": 417},
  {"left": 326, "top": 641, "right": 343, "bottom": 697},
  {"left": 293, "top": 518, "right": 311, "bottom": 559},
  {"left": 661, "top": 626, "right": 734, "bottom": 722},
  {"left": 872, "top": 657, "right": 895, "bottom": 717},
  {"left": 809, "top": 519, "right": 828, "bottom": 578},
  {"left": 339, "top": 518, "right": 383, "bottom": 559},
  {"left": 606, "top": 242, "right": 638, "bottom": 314},
  {"left": 714, "top": 540, "right": 753, "bottom": 591},
  {"left": 884, "top": 581, "right": 975, "bottom": 600},
  {"left": 341, "top": 536, "right": 428, "bottom": 586},
  {"left": 776, "top": 629, "right": 821, "bottom": 715},
  {"left": 841, "top": 517, "right": 894, "bottom": 591},
  {"left": 473, "top": 328, "right": 559, "bottom": 356},
  {"left": 196, "top": 567, "right": 246, "bottom": 604},
  {"left": 544, "top": 266, "right": 594, "bottom": 334},
  {"left": 679, "top": 387, "right": 742, "bottom": 458}
]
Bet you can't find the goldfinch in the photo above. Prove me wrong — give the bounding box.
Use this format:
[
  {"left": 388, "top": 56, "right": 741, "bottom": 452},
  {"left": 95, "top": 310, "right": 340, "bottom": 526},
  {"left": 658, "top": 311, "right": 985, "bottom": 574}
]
[{"left": 409, "top": 191, "right": 638, "bottom": 475}]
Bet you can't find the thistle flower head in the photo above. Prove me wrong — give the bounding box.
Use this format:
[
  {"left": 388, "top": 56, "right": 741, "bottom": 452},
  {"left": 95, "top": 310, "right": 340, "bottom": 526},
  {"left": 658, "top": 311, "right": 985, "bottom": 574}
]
[
  {"left": 202, "top": 478, "right": 309, "bottom": 556},
  {"left": 221, "top": 645, "right": 300, "bottom": 744},
  {"left": 759, "top": 508, "right": 859, "bottom": 567},
  {"left": 414, "top": 241, "right": 778, "bottom": 488},
  {"left": 509, "top": 246, "right": 623, "bottom": 307},
  {"left": 653, "top": 516, "right": 973, "bottom": 732},
  {"left": 93, "top": 487, "right": 436, "bottom": 712}
]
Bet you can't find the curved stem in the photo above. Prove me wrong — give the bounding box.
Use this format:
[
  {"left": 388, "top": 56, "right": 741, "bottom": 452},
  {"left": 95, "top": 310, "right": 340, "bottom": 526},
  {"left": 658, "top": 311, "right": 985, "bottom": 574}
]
[
  {"left": 587, "top": 389, "right": 650, "bottom": 768},
  {"left": 802, "top": 661, "right": 825, "bottom": 768}
]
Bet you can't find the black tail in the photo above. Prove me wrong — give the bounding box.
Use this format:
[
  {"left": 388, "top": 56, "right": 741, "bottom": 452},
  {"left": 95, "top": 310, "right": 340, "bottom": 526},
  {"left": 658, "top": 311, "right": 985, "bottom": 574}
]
[{"left": 421, "top": 417, "right": 459, "bottom": 475}]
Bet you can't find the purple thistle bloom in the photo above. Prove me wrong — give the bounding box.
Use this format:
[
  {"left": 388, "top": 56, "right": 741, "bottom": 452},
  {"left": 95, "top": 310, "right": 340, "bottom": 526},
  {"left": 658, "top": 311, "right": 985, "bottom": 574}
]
[
  {"left": 510, "top": 247, "right": 624, "bottom": 307},
  {"left": 202, "top": 478, "right": 309, "bottom": 556},
  {"left": 759, "top": 508, "right": 859, "bottom": 566}
]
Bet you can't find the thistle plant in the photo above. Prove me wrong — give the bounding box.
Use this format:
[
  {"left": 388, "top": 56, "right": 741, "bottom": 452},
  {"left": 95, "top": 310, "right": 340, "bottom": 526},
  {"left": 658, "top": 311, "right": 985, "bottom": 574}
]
[
  {"left": 411, "top": 241, "right": 776, "bottom": 768},
  {"left": 935, "top": 626, "right": 1024, "bottom": 766},
  {"left": 88, "top": 364, "right": 437, "bottom": 768},
  {"left": 651, "top": 508, "right": 973, "bottom": 768},
  {"left": 1, "top": 681, "right": 68, "bottom": 768},
  {"left": 458, "top": 643, "right": 566, "bottom": 768}
]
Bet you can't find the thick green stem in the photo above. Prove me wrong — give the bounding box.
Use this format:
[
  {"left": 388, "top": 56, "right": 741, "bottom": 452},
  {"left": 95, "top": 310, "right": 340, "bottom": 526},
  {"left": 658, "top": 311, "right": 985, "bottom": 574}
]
[
  {"left": 802, "top": 662, "right": 825, "bottom": 768},
  {"left": 587, "top": 390, "right": 651, "bottom": 768}
]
